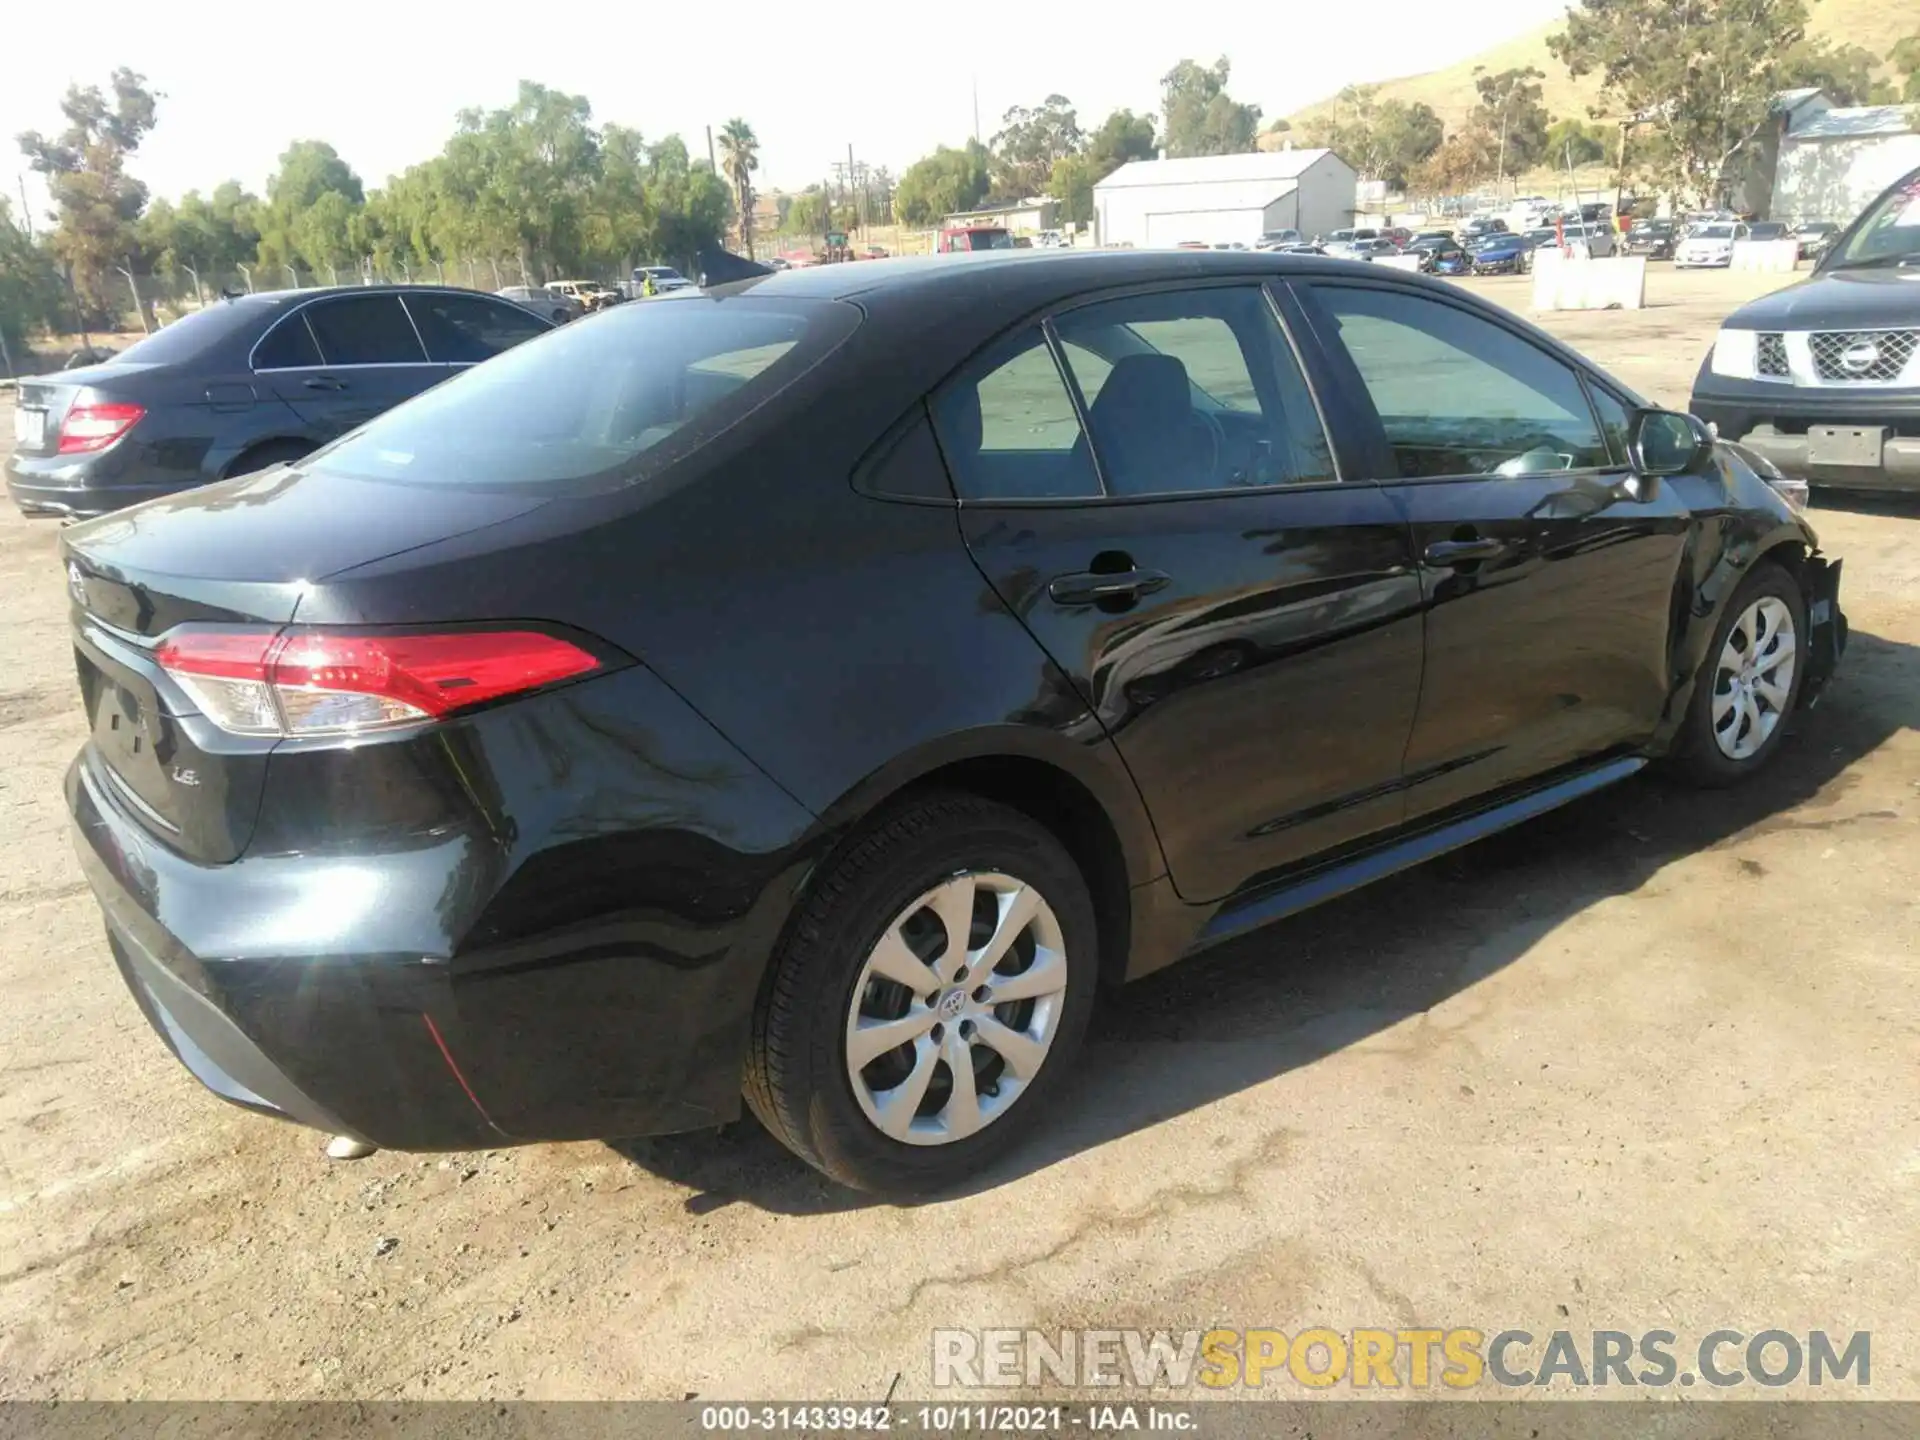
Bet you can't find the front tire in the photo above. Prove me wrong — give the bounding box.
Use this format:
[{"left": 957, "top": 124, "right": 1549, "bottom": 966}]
[
  {"left": 1665, "top": 563, "right": 1807, "bottom": 786},
  {"left": 744, "top": 793, "right": 1098, "bottom": 1195}
]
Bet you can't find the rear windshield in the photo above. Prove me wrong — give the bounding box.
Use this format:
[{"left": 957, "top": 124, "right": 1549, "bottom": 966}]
[
  {"left": 308, "top": 295, "right": 859, "bottom": 494},
  {"left": 111, "top": 300, "right": 268, "bottom": 365}
]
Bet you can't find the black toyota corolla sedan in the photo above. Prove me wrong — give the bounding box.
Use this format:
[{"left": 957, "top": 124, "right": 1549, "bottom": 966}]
[
  {"left": 7, "top": 284, "right": 553, "bottom": 519},
  {"left": 60, "top": 251, "right": 1847, "bottom": 1193}
]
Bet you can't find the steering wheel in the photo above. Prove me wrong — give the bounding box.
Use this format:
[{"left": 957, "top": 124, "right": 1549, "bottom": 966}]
[
  {"left": 1190, "top": 408, "right": 1226, "bottom": 486},
  {"left": 1492, "top": 445, "right": 1575, "bottom": 477}
]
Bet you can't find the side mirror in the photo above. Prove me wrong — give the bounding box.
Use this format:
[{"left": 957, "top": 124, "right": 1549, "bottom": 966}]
[{"left": 1628, "top": 408, "right": 1713, "bottom": 476}]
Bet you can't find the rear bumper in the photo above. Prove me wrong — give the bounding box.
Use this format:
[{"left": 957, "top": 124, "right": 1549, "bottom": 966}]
[
  {"left": 7, "top": 451, "right": 200, "bottom": 519},
  {"left": 64, "top": 666, "right": 823, "bottom": 1150},
  {"left": 68, "top": 752, "right": 493, "bottom": 1148}
]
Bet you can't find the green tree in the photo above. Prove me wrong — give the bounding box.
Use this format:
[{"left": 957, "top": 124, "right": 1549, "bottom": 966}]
[
  {"left": 1085, "top": 108, "right": 1157, "bottom": 175},
  {"left": 1049, "top": 154, "right": 1095, "bottom": 226},
  {"left": 1160, "top": 58, "right": 1261, "bottom": 157},
  {"left": 16, "top": 67, "right": 160, "bottom": 322},
  {"left": 1469, "top": 66, "right": 1550, "bottom": 187},
  {"left": 445, "top": 83, "right": 600, "bottom": 280},
  {"left": 644, "top": 137, "right": 733, "bottom": 271},
  {"left": 894, "top": 142, "right": 990, "bottom": 225},
  {"left": 784, "top": 187, "right": 829, "bottom": 236},
  {"left": 717, "top": 118, "right": 760, "bottom": 253},
  {"left": 0, "top": 197, "right": 63, "bottom": 362},
  {"left": 1550, "top": 0, "right": 1814, "bottom": 207},
  {"left": 1306, "top": 88, "right": 1443, "bottom": 187},
  {"left": 1411, "top": 131, "right": 1497, "bottom": 197},
  {"left": 1545, "top": 116, "right": 1613, "bottom": 167},
  {"left": 991, "top": 95, "right": 1082, "bottom": 199},
  {"left": 257, "top": 140, "right": 364, "bottom": 279},
  {"left": 1896, "top": 35, "right": 1920, "bottom": 102},
  {"left": 1782, "top": 40, "right": 1896, "bottom": 105}
]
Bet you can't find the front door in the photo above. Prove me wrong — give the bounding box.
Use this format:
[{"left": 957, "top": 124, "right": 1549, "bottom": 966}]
[
  {"left": 931, "top": 282, "right": 1426, "bottom": 904},
  {"left": 1295, "top": 279, "right": 1692, "bottom": 819},
  {"left": 256, "top": 293, "right": 443, "bottom": 441}
]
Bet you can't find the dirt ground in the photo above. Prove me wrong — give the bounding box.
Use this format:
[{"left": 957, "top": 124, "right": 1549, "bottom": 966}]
[{"left": 1, "top": 267, "right": 1915, "bottom": 1402}]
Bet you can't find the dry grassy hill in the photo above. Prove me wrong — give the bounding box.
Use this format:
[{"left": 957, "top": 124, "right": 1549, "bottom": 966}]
[{"left": 1283, "top": 0, "right": 1920, "bottom": 135}]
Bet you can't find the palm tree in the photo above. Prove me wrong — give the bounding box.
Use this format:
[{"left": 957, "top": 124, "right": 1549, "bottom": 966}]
[{"left": 717, "top": 119, "right": 760, "bottom": 256}]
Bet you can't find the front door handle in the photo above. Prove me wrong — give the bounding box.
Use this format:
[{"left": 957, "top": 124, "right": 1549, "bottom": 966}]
[
  {"left": 302, "top": 376, "right": 348, "bottom": 392},
  {"left": 1047, "top": 567, "right": 1172, "bottom": 606},
  {"left": 1424, "top": 537, "right": 1508, "bottom": 566}
]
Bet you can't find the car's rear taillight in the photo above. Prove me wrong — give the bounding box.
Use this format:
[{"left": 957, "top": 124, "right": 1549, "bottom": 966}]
[
  {"left": 155, "top": 626, "right": 604, "bottom": 737},
  {"left": 57, "top": 402, "right": 145, "bottom": 454}
]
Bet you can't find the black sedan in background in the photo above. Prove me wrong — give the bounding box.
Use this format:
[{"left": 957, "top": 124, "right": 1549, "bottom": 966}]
[
  {"left": 62, "top": 251, "right": 1845, "bottom": 1194},
  {"left": 1623, "top": 220, "right": 1676, "bottom": 259},
  {"left": 7, "top": 285, "right": 552, "bottom": 519}
]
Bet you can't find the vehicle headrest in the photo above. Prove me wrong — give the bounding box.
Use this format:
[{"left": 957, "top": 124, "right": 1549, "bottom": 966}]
[
  {"left": 946, "top": 380, "right": 983, "bottom": 456},
  {"left": 1088, "top": 353, "right": 1192, "bottom": 430}
]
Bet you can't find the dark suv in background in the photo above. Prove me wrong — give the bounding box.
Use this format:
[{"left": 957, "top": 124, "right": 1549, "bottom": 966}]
[
  {"left": 6, "top": 285, "right": 552, "bottom": 519},
  {"left": 1691, "top": 165, "right": 1920, "bottom": 492}
]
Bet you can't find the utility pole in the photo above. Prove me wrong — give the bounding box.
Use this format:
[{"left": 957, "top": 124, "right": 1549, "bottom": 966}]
[
  {"left": 972, "top": 77, "right": 980, "bottom": 146},
  {"left": 848, "top": 143, "right": 859, "bottom": 236},
  {"left": 706, "top": 125, "right": 717, "bottom": 174},
  {"left": 15, "top": 174, "right": 31, "bottom": 241}
]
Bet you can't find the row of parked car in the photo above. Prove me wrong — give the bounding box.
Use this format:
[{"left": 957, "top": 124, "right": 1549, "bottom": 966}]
[
  {"left": 1236, "top": 219, "right": 1613, "bottom": 277},
  {"left": 1619, "top": 215, "right": 1841, "bottom": 267},
  {"left": 496, "top": 266, "right": 698, "bottom": 323}
]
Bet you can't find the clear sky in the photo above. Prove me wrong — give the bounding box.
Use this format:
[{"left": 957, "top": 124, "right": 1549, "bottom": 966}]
[{"left": 4, "top": 0, "right": 1568, "bottom": 212}]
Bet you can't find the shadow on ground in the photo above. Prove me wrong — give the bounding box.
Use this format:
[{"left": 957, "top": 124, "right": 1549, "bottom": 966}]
[{"left": 609, "top": 626, "right": 1917, "bottom": 1215}]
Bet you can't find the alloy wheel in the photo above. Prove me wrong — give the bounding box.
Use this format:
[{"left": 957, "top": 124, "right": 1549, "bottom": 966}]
[
  {"left": 843, "top": 871, "right": 1069, "bottom": 1146},
  {"left": 1711, "top": 595, "right": 1798, "bottom": 761}
]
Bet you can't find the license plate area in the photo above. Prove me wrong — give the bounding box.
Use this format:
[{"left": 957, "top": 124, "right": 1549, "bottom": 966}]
[
  {"left": 1808, "top": 424, "right": 1885, "bottom": 467},
  {"left": 14, "top": 407, "right": 47, "bottom": 449}
]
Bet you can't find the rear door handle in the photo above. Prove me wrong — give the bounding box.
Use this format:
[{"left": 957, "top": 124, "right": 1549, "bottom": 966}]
[
  {"left": 1424, "top": 537, "right": 1508, "bottom": 566},
  {"left": 302, "top": 376, "right": 347, "bottom": 392},
  {"left": 1047, "top": 568, "right": 1172, "bottom": 606}
]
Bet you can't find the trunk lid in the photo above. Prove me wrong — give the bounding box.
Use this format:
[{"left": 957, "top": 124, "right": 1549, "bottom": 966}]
[{"left": 61, "top": 463, "right": 552, "bottom": 862}]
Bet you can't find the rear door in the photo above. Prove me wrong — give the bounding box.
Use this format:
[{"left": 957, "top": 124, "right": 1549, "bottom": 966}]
[
  {"left": 935, "top": 281, "right": 1426, "bottom": 904},
  {"left": 254, "top": 293, "right": 438, "bottom": 439},
  {"left": 1294, "top": 278, "right": 1691, "bottom": 820}
]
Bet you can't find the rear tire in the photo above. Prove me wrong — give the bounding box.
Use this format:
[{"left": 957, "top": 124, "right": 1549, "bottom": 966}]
[
  {"left": 744, "top": 793, "right": 1098, "bottom": 1195},
  {"left": 1664, "top": 562, "right": 1807, "bottom": 787}
]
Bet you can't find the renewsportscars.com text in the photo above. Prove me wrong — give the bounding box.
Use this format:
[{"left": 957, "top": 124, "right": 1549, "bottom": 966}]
[{"left": 932, "top": 1327, "right": 1872, "bottom": 1390}]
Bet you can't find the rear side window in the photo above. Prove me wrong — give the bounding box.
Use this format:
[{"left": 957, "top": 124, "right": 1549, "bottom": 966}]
[
  {"left": 303, "top": 295, "right": 428, "bottom": 366},
  {"left": 1050, "top": 285, "right": 1335, "bottom": 494},
  {"left": 929, "top": 327, "right": 1101, "bottom": 501},
  {"left": 404, "top": 292, "right": 549, "bottom": 363},
  {"left": 311, "top": 296, "right": 859, "bottom": 492},
  {"left": 252, "top": 314, "right": 322, "bottom": 369}
]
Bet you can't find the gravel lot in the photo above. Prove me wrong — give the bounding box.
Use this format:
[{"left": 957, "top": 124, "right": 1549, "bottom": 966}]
[{"left": 2, "top": 267, "right": 1916, "bottom": 1401}]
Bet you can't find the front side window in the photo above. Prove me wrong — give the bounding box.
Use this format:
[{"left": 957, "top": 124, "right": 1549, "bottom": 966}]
[
  {"left": 929, "top": 327, "right": 1101, "bottom": 501},
  {"left": 1312, "top": 284, "right": 1609, "bottom": 478},
  {"left": 302, "top": 295, "right": 428, "bottom": 366},
  {"left": 404, "top": 292, "right": 550, "bottom": 363},
  {"left": 1051, "top": 286, "right": 1334, "bottom": 495}
]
